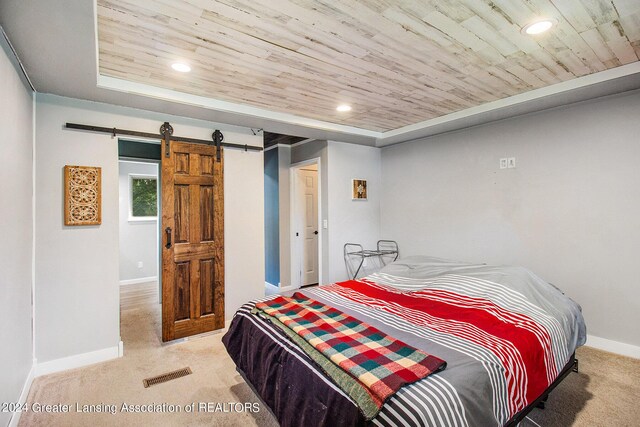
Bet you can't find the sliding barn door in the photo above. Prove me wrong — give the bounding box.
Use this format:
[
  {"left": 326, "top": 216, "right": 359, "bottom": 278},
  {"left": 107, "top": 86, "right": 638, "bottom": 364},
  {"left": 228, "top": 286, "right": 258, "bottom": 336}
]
[{"left": 161, "top": 141, "right": 224, "bottom": 341}]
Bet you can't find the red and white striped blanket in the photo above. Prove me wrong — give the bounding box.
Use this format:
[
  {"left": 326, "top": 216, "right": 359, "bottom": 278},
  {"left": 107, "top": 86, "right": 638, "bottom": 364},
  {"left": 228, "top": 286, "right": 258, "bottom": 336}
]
[
  {"left": 322, "top": 278, "right": 557, "bottom": 414},
  {"left": 224, "top": 256, "right": 586, "bottom": 426}
]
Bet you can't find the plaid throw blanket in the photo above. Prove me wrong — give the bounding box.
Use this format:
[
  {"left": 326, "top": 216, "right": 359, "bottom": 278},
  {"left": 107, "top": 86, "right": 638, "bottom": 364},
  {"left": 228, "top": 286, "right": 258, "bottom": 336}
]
[{"left": 255, "top": 293, "right": 446, "bottom": 408}]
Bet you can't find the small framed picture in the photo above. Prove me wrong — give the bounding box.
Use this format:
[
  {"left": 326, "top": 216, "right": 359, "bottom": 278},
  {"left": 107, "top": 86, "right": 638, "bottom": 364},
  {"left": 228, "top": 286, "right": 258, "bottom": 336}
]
[{"left": 352, "top": 179, "right": 367, "bottom": 200}]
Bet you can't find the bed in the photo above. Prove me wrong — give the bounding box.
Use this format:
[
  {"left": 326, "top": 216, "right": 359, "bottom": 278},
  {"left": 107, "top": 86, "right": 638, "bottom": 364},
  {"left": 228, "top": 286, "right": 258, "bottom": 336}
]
[{"left": 223, "top": 256, "right": 586, "bottom": 426}]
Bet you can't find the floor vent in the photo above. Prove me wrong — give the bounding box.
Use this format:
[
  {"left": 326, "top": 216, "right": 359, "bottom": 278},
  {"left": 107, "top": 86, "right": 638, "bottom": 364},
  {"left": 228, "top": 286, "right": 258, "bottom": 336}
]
[{"left": 143, "top": 367, "right": 192, "bottom": 388}]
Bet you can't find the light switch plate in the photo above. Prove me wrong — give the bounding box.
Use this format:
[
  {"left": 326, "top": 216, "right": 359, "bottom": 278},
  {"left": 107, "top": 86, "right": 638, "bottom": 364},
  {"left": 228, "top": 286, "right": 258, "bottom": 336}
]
[
  {"left": 507, "top": 157, "right": 516, "bottom": 168},
  {"left": 323, "top": 219, "right": 328, "bottom": 229},
  {"left": 500, "top": 158, "right": 508, "bottom": 169}
]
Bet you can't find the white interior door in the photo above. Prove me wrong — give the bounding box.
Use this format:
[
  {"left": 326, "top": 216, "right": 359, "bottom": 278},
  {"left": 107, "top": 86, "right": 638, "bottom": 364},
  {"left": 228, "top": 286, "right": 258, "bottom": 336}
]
[{"left": 297, "top": 168, "right": 319, "bottom": 286}]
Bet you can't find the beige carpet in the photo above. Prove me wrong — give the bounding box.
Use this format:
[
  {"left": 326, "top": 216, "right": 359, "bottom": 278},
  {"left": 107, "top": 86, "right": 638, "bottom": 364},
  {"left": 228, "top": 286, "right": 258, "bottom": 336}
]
[
  {"left": 525, "top": 345, "right": 640, "bottom": 427},
  {"left": 20, "top": 283, "right": 639, "bottom": 426},
  {"left": 20, "top": 283, "right": 279, "bottom": 427}
]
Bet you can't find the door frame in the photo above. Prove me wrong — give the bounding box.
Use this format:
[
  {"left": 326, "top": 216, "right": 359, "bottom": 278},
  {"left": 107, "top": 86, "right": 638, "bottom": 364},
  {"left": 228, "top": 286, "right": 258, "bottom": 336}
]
[
  {"left": 118, "top": 152, "right": 162, "bottom": 305},
  {"left": 117, "top": 146, "right": 162, "bottom": 352},
  {"left": 289, "top": 157, "right": 322, "bottom": 289}
]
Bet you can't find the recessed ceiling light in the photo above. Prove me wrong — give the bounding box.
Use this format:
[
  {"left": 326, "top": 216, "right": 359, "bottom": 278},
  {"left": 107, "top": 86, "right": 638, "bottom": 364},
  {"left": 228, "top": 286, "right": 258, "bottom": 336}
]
[
  {"left": 336, "top": 104, "right": 352, "bottom": 112},
  {"left": 522, "top": 19, "right": 555, "bottom": 35},
  {"left": 171, "top": 62, "right": 191, "bottom": 73}
]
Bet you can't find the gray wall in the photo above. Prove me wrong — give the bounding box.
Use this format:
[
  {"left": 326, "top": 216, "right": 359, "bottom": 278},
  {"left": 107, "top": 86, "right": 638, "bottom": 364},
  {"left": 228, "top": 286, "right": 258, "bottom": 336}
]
[
  {"left": 264, "top": 148, "right": 280, "bottom": 285},
  {"left": 327, "top": 141, "right": 382, "bottom": 282},
  {"left": 0, "top": 34, "right": 33, "bottom": 426},
  {"left": 118, "top": 161, "right": 158, "bottom": 282},
  {"left": 35, "top": 94, "right": 264, "bottom": 364},
  {"left": 288, "top": 140, "right": 383, "bottom": 284},
  {"left": 381, "top": 90, "right": 640, "bottom": 347}
]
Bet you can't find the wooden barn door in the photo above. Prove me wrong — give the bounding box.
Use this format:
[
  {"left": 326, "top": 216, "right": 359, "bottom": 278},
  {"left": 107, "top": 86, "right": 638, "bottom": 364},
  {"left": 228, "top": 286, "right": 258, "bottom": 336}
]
[{"left": 161, "top": 141, "right": 224, "bottom": 341}]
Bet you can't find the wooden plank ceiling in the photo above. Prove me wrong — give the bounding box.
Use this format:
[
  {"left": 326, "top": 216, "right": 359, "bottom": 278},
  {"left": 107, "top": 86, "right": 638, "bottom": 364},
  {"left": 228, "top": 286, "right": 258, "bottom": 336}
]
[{"left": 97, "top": 0, "right": 640, "bottom": 132}]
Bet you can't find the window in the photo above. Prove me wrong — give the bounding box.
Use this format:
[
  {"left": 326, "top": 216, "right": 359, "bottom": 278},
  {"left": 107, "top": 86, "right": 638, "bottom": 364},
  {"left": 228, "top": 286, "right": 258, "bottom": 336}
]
[{"left": 129, "top": 174, "right": 158, "bottom": 220}]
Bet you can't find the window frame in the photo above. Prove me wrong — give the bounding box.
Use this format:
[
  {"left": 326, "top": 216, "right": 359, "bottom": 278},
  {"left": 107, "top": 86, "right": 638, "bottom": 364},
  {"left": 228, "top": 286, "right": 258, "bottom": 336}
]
[{"left": 128, "top": 173, "right": 159, "bottom": 222}]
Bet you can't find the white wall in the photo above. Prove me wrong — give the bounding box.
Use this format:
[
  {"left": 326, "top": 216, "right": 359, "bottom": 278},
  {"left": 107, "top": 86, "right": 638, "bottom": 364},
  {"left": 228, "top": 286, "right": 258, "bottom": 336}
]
[
  {"left": 0, "top": 33, "right": 34, "bottom": 427},
  {"left": 381, "top": 90, "right": 640, "bottom": 348},
  {"left": 35, "top": 94, "right": 264, "bottom": 365},
  {"left": 224, "top": 148, "right": 265, "bottom": 313},
  {"left": 327, "top": 142, "right": 381, "bottom": 282},
  {"left": 118, "top": 161, "right": 158, "bottom": 282}
]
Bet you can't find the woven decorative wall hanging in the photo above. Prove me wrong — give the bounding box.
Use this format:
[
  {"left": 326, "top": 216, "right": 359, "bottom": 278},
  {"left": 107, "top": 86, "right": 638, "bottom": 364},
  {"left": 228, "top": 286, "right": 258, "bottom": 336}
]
[{"left": 64, "top": 165, "right": 102, "bottom": 226}]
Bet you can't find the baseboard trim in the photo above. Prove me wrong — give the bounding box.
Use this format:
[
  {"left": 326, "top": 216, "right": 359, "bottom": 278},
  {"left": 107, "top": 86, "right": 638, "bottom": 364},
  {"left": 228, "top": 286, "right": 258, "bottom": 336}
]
[
  {"left": 119, "top": 276, "right": 157, "bottom": 286},
  {"left": 586, "top": 334, "right": 640, "bottom": 359},
  {"left": 35, "top": 344, "right": 122, "bottom": 377},
  {"left": 8, "top": 360, "right": 36, "bottom": 427},
  {"left": 265, "top": 282, "right": 298, "bottom": 296}
]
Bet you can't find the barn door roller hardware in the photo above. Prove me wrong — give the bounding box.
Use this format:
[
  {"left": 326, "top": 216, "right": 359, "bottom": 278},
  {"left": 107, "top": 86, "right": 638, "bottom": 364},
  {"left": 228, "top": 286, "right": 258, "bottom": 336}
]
[
  {"left": 65, "top": 122, "right": 263, "bottom": 160},
  {"left": 160, "top": 122, "right": 174, "bottom": 158},
  {"left": 213, "top": 129, "right": 223, "bottom": 161}
]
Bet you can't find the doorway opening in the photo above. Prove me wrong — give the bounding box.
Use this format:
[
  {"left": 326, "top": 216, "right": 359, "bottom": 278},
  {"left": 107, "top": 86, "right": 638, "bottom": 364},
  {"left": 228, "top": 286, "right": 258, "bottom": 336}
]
[
  {"left": 290, "top": 158, "right": 321, "bottom": 289},
  {"left": 118, "top": 140, "right": 163, "bottom": 349}
]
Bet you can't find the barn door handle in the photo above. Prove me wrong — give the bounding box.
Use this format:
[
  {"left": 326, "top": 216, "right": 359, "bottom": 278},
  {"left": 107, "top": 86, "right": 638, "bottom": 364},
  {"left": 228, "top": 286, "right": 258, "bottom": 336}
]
[{"left": 165, "top": 227, "right": 172, "bottom": 249}]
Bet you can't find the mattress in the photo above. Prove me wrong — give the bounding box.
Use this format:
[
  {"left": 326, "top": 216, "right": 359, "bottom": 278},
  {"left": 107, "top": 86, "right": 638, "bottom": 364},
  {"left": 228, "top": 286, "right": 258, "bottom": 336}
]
[{"left": 223, "top": 256, "right": 586, "bottom": 426}]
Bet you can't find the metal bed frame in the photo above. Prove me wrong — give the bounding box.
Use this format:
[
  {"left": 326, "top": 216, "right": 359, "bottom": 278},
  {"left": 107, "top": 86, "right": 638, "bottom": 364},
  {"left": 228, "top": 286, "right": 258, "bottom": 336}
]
[
  {"left": 505, "top": 353, "right": 579, "bottom": 426},
  {"left": 344, "top": 240, "right": 399, "bottom": 279}
]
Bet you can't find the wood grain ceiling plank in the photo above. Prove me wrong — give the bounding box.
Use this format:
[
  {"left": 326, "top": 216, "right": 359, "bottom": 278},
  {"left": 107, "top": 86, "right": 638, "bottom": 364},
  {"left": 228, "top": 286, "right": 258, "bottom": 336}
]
[
  {"left": 549, "top": 0, "right": 597, "bottom": 32},
  {"left": 484, "top": 65, "right": 530, "bottom": 88},
  {"left": 180, "top": 22, "right": 275, "bottom": 59},
  {"left": 577, "top": 0, "right": 620, "bottom": 25},
  {"left": 578, "top": 28, "right": 618, "bottom": 62},
  {"left": 97, "top": 0, "right": 640, "bottom": 133},
  {"left": 489, "top": 0, "right": 537, "bottom": 27},
  {"left": 422, "top": 10, "right": 497, "bottom": 54},
  {"left": 280, "top": 7, "right": 459, "bottom": 87},
  {"left": 532, "top": 67, "right": 562, "bottom": 85},
  {"left": 200, "top": 12, "right": 407, "bottom": 91},
  {"left": 380, "top": 7, "right": 454, "bottom": 48},
  {"left": 498, "top": 26, "right": 543, "bottom": 55},
  {"left": 607, "top": 39, "right": 639, "bottom": 64},
  {"left": 104, "top": 21, "right": 400, "bottom": 108},
  {"left": 199, "top": 8, "right": 302, "bottom": 52},
  {"left": 330, "top": 3, "right": 524, "bottom": 100},
  {"left": 98, "top": 8, "right": 200, "bottom": 54},
  {"left": 597, "top": 21, "right": 639, "bottom": 64},
  {"left": 268, "top": 53, "right": 421, "bottom": 101},
  {"left": 519, "top": 0, "right": 606, "bottom": 75},
  {"left": 555, "top": 48, "right": 594, "bottom": 75},
  {"left": 459, "top": 0, "right": 517, "bottom": 29},
  {"left": 101, "top": 44, "right": 350, "bottom": 111},
  {"left": 632, "top": 41, "right": 640, "bottom": 60},
  {"left": 526, "top": 49, "right": 575, "bottom": 80},
  {"left": 461, "top": 15, "right": 520, "bottom": 56},
  {"left": 253, "top": 1, "right": 373, "bottom": 58},
  {"left": 303, "top": 3, "right": 480, "bottom": 81},
  {"left": 617, "top": 12, "right": 640, "bottom": 42}
]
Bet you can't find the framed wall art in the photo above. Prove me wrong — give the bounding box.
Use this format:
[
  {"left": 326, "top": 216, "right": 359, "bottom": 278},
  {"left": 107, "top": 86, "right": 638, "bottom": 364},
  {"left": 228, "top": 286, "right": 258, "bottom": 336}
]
[
  {"left": 64, "top": 165, "right": 102, "bottom": 226},
  {"left": 352, "top": 179, "right": 367, "bottom": 200}
]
